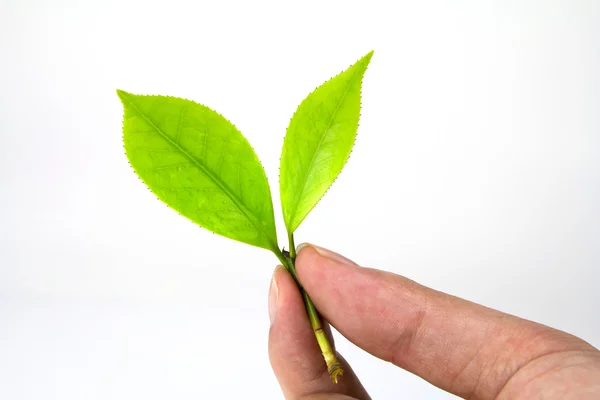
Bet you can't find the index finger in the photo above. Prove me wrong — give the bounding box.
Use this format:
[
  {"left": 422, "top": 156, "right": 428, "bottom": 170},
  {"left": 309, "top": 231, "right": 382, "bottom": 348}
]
[{"left": 295, "top": 244, "right": 596, "bottom": 399}]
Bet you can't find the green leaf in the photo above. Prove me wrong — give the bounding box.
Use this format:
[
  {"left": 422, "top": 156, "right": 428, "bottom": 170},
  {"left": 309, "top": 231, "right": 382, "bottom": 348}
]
[
  {"left": 118, "top": 90, "right": 278, "bottom": 251},
  {"left": 279, "top": 51, "right": 373, "bottom": 233}
]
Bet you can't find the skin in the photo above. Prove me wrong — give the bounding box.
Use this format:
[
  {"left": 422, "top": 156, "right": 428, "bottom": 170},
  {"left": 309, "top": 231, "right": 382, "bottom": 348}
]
[{"left": 268, "top": 244, "right": 600, "bottom": 399}]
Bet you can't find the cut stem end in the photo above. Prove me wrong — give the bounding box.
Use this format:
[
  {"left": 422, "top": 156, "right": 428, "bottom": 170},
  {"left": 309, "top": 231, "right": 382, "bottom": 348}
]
[
  {"left": 328, "top": 362, "right": 344, "bottom": 384},
  {"left": 322, "top": 348, "right": 344, "bottom": 383}
]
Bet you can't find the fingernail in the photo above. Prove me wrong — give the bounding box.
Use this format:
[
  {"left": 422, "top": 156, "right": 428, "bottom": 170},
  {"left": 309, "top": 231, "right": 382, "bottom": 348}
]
[
  {"left": 296, "top": 243, "right": 357, "bottom": 266},
  {"left": 268, "top": 266, "right": 281, "bottom": 324}
]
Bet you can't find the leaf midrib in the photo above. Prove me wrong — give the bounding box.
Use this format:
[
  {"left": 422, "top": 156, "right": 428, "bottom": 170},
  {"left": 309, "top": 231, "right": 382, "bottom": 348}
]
[
  {"left": 123, "top": 94, "right": 276, "bottom": 250},
  {"left": 286, "top": 68, "right": 359, "bottom": 230}
]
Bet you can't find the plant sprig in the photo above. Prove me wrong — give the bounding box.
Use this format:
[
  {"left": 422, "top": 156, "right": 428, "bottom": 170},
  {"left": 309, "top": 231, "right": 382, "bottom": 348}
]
[{"left": 118, "top": 51, "right": 373, "bottom": 383}]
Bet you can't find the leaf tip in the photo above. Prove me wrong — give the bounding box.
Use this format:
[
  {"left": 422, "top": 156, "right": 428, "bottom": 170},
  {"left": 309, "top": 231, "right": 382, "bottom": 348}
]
[
  {"left": 358, "top": 50, "right": 374, "bottom": 69},
  {"left": 116, "top": 89, "right": 131, "bottom": 103}
]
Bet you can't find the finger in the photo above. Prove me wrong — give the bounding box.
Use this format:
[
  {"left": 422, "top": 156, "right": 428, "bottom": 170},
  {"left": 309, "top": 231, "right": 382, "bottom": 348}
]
[
  {"left": 268, "top": 266, "right": 370, "bottom": 400},
  {"left": 295, "top": 245, "right": 597, "bottom": 399}
]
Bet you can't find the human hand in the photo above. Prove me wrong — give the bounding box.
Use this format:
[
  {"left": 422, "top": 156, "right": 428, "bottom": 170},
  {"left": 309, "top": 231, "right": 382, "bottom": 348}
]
[{"left": 268, "top": 244, "right": 600, "bottom": 399}]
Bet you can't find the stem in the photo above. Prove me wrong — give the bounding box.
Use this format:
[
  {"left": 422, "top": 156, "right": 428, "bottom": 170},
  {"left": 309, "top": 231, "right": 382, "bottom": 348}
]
[
  {"left": 300, "top": 289, "right": 344, "bottom": 383},
  {"left": 273, "top": 236, "right": 343, "bottom": 384},
  {"left": 288, "top": 232, "right": 296, "bottom": 259},
  {"left": 274, "top": 249, "right": 300, "bottom": 283}
]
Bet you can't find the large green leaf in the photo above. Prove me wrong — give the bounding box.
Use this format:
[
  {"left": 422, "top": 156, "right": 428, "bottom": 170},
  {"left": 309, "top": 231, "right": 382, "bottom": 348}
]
[
  {"left": 280, "top": 51, "right": 373, "bottom": 233},
  {"left": 118, "top": 91, "right": 278, "bottom": 251}
]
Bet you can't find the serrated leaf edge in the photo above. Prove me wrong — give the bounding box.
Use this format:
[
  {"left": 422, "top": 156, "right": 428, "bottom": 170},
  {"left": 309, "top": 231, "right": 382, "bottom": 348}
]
[
  {"left": 118, "top": 90, "right": 279, "bottom": 251},
  {"left": 279, "top": 51, "right": 373, "bottom": 233}
]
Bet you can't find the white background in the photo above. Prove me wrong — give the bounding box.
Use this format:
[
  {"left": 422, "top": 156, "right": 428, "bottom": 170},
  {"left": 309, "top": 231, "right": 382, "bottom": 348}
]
[{"left": 1, "top": 1, "right": 599, "bottom": 398}]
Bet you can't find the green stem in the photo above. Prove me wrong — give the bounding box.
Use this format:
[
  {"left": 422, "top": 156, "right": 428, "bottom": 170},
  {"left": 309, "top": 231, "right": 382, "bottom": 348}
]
[
  {"left": 273, "top": 237, "right": 344, "bottom": 383},
  {"left": 288, "top": 232, "right": 296, "bottom": 259},
  {"left": 274, "top": 249, "right": 300, "bottom": 283}
]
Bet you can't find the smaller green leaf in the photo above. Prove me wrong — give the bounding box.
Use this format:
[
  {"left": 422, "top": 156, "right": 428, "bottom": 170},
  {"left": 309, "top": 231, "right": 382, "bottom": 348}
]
[
  {"left": 118, "top": 90, "right": 278, "bottom": 251},
  {"left": 280, "top": 51, "right": 373, "bottom": 233}
]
